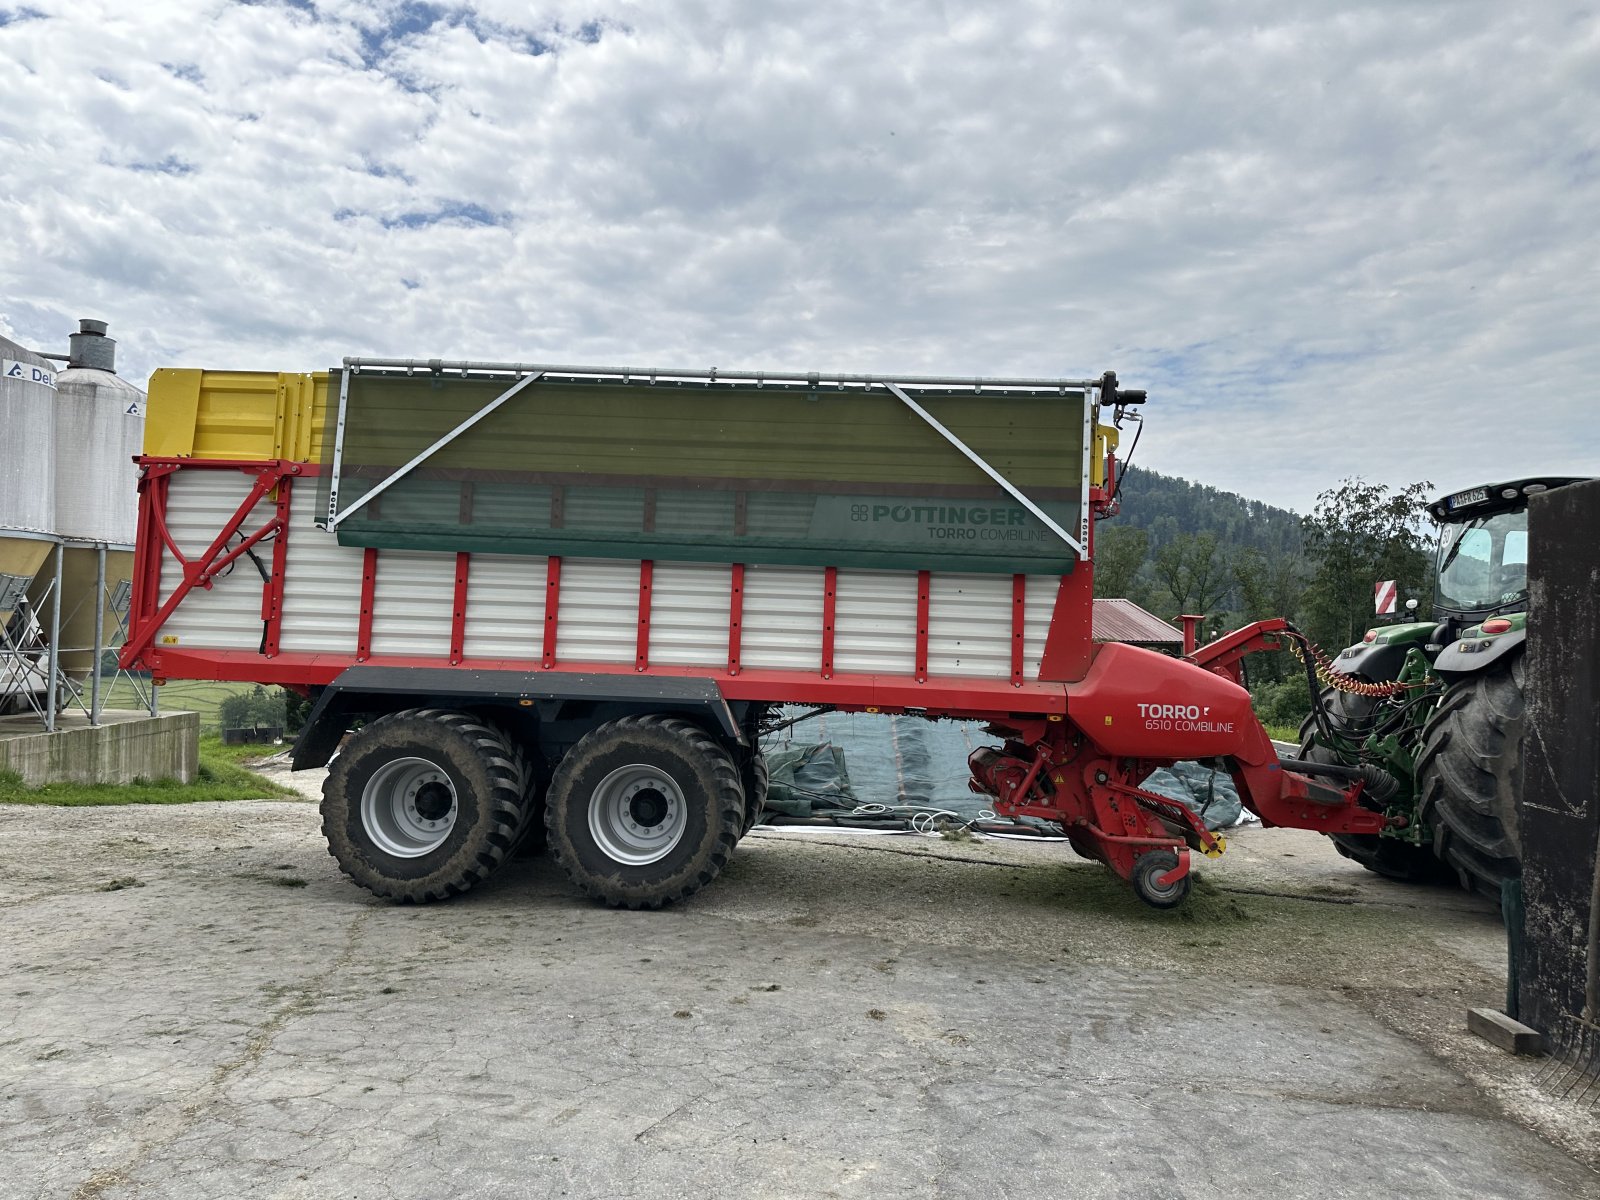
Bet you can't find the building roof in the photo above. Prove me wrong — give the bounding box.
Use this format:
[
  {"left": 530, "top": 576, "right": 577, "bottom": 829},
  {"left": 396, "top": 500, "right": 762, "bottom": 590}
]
[{"left": 1092, "top": 598, "right": 1183, "bottom": 646}]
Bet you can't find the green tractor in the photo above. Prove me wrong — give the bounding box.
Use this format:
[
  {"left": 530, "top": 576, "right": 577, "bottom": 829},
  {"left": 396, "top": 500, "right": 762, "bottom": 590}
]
[{"left": 1298, "top": 476, "right": 1588, "bottom": 893}]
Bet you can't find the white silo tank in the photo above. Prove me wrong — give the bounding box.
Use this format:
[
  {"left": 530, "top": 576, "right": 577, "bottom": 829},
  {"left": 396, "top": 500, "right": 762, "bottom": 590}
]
[
  {"left": 0, "top": 331, "right": 58, "bottom": 629},
  {"left": 32, "top": 320, "right": 145, "bottom": 683}
]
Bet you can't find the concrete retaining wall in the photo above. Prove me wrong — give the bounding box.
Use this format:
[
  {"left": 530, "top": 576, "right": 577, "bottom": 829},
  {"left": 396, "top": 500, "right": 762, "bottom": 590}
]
[{"left": 0, "top": 711, "right": 199, "bottom": 786}]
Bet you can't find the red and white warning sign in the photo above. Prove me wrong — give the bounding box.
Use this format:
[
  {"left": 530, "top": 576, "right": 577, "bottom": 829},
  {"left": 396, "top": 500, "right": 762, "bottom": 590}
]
[{"left": 1374, "top": 579, "right": 1398, "bottom": 615}]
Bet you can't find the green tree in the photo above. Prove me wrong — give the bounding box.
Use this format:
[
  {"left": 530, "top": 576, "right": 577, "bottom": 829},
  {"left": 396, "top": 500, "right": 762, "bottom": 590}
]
[
  {"left": 1233, "top": 547, "right": 1308, "bottom": 683},
  {"left": 1093, "top": 525, "right": 1149, "bottom": 600},
  {"left": 1151, "top": 532, "right": 1232, "bottom": 617},
  {"left": 1301, "top": 477, "right": 1433, "bottom": 653}
]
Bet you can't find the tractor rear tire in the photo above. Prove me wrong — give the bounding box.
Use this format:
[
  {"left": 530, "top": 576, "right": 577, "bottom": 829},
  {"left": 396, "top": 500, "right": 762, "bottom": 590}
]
[
  {"left": 545, "top": 715, "right": 744, "bottom": 909},
  {"left": 1417, "top": 657, "right": 1525, "bottom": 894},
  {"left": 1299, "top": 686, "right": 1447, "bottom": 884},
  {"left": 321, "top": 708, "right": 531, "bottom": 903}
]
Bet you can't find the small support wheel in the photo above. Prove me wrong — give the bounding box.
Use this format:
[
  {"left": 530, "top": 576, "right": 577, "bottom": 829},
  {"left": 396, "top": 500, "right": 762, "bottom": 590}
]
[{"left": 1131, "top": 849, "right": 1192, "bottom": 909}]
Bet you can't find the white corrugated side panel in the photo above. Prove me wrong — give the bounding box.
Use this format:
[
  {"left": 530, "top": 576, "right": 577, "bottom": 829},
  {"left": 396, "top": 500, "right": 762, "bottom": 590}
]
[
  {"left": 555, "top": 557, "right": 637, "bottom": 664},
  {"left": 649, "top": 562, "right": 730, "bottom": 666},
  {"left": 1024, "top": 574, "right": 1062, "bottom": 676},
  {"left": 464, "top": 553, "right": 547, "bottom": 659},
  {"left": 741, "top": 564, "right": 824, "bottom": 671},
  {"left": 834, "top": 569, "right": 917, "bottom": 676},
  {"left": 278, "top": 524, "right": 363, "bottom": 654},
  {"left": 927, "top": 574, "right": 1012, "bottom": 677},
  {"left": 158, "top": 472, "right": 270, "bottom": 651},
  {"left": 369, "top": 550, "right": 455, "bottom": 658}
]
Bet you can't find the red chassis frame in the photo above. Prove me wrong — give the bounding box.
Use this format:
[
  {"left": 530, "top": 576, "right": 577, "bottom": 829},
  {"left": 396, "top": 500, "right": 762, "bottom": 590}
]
[{"left": 121, "top": 458, "right": 1387, "bottom": 894}]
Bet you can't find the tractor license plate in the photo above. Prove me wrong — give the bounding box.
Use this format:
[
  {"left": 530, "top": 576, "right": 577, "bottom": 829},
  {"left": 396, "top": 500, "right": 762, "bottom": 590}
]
[{"left": 1447, "top": 486, "right": 1489, "bottom": 510}]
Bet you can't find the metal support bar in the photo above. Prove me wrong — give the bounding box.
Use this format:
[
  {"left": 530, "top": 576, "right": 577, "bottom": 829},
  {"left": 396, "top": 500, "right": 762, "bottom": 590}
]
[
  {"left": 328, "top": 370, "right": 545, "bottom": 529},
  {"left": 345, "top": 356, "right": 1099, "bottom": 393},
  {"left": 46, "top": 543, "right": 62, "bottom": 733},
  {"left": 327, "top": 366, "right": 352, "bottom": 525},
  {"left": 882, "top": 381, "right": 1086, "bottom": 557},
  {"left": 91, "top": 546, "right": 106, "bottom": 725}
]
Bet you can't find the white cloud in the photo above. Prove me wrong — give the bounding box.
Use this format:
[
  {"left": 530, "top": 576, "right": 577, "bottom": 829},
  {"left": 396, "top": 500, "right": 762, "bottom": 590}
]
[{"left": 1, "top": 0, "right": 1596, "bottom": 511}]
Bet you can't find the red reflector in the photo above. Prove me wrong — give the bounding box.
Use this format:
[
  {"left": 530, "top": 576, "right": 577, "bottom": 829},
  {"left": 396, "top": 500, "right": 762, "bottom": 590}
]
[
  {"left": 1481, "top": 618, "right": 1514, "bottom": 634},
  {"left": 1362, "top": 630, "right": 1377, "bottom": 643}
]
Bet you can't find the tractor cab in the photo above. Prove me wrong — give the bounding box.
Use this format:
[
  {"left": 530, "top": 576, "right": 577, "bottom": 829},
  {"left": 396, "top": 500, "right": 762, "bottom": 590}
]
[{"left": 1426, "top": 477, "right": 1587, "bottom": 658}]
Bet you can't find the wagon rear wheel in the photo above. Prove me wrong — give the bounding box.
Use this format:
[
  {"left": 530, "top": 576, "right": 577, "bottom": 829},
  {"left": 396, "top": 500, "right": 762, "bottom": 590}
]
[{"left": 545, "top": 715, "right": 744, "bottom": 909}]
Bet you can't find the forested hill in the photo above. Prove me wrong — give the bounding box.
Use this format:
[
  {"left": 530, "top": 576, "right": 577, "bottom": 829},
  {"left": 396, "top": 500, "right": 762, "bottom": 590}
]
[{"left": 1108, "top": 465, "right": 1304, "bottom": 557}]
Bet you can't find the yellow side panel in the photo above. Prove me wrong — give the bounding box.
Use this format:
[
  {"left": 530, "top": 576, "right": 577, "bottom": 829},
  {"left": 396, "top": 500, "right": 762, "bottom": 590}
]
[
  {"left": 144, "top": 369, "right": 203, "bottom": 457},
  {"left": 1091, "top": 423, "right": 1120, "bottom": 488},
  {"left": 142, "top": 369, "right": 329, "bottom": 462}
]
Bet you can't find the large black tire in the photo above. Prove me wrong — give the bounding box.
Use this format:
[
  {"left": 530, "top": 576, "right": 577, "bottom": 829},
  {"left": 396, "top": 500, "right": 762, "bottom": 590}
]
[
  {"left": 321, "top": 708, "right": 531, "bottom": 903},
  {"left": 740, "top": 750, "right": 769, "bottom": 838},
  {"left": 1299, "top": 686, "right": 1447, "bottom": 884},
  {"left": 545, "top": 715, "right": 744, "bottom": 909},
  {"left": 1417, "top": 657, "right": 1525, "bottom": 894}
]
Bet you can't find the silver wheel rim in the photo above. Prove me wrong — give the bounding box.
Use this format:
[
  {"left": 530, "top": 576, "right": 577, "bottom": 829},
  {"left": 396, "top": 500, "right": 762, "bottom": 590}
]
[
  {"left": 1139, "top": 857, "right": 1184, "bottom": 902},
  {"left": 588, "top": 763, "right": 687, "bottom": 866},
  {"left": 360, "top": 756, "right": 458, "bottom": 858}
]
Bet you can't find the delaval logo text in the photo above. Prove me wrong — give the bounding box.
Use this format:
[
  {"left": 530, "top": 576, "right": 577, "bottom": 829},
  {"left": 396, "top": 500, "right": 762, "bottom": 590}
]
[{"left": 2, "top": 359, "right": 57, "bottom": 390}]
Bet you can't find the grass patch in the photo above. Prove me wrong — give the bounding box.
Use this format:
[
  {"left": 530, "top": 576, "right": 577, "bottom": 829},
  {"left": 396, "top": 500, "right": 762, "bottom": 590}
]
[
  {"left": 1262, "top": 723, "right": 1301, "bottom": 744},
  {"left": 100, "top": 677, "right": 257, "bottom": 726},
  {"left": 198, "top": 731, "right": 287, "bottom": 766},
  {"left": 0, "top": 739, "right": 295, "bottom": 807}
]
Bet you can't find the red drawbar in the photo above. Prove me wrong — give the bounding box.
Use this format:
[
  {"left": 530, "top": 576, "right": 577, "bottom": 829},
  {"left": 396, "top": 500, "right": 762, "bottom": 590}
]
[
  {"left": 357, "top": 547, "right": 379, "bottom": 661},
  {"left": 450, "top": 552, "right": 470, "bottom": 665},
  {"left": 727, "top": 563, "right": 745, "bottom": 676},
  {"left": 821, "top": 566, "right": 837, "bottom": 679},
  {"left": 542, "top": 556, "right": 562, "bottom": 669},
  {"left": 1010, "top": 573, "right": 1026, "bottom": 685},
  {"left": 635, "top": 560, "right": 654, "bottom": 672},
  {"left": 914, "top": 570, "right": 931, "bottom": 683}
]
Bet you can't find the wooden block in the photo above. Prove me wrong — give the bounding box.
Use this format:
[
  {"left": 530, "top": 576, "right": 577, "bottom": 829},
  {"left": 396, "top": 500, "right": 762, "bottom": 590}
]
[{"left": 1467, "top": 1007, "right": 1545, "bottom": 1055}]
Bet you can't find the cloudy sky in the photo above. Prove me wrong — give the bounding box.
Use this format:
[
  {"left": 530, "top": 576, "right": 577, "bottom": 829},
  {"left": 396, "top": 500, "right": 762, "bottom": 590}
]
[{"left": 1, "top": 0, "right": 1595, "bottom": 513}]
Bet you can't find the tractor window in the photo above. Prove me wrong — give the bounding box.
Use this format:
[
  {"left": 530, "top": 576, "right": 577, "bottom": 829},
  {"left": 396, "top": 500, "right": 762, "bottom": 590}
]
[{"left": 1436, "top": 510, "right": 1529, "bottom": 612}]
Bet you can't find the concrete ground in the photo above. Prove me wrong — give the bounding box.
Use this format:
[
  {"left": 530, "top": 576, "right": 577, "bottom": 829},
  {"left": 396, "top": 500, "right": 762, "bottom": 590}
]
[{"left": 3, "top": 785, "right": 1598, "bottom": 1199}]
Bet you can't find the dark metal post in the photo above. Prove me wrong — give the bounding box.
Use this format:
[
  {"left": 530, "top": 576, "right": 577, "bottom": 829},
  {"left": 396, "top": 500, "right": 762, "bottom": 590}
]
[{"left": 1518, "top": 480, "right": 1600, "bottom": 1059}]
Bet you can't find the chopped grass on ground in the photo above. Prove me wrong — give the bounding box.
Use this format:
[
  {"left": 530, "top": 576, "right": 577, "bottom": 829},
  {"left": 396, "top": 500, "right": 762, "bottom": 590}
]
[{"left": 0, "top": 736, "right": 294, "bottom": 807}]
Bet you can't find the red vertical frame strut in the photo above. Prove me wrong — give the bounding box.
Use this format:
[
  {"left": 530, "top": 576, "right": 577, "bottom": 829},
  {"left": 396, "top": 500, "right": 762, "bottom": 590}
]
[
  {"left": 1010, "top": 574, "right": 1026, "bottom": 686},
  {"left": 821, "top": 566, "right": 837, "bottom": 680},
  {"left": 261, "top": 476, "right": 293, "bottom": 657},
  {"left": 914, "top": 570, "right": 931, "bottom": 683},
  {"left": 356, "top": 547, "right": 378, "bottom": 662},
  {"left": 635, "top": 560, "right": 653, "bottom": 672},
  {"left": 450, "top": 552, "right": 470, "bottom": 665},
  {"left": 727, "top": 563, "right": 745, "bottom": 676},
  {"left": 1038, "top": 517, "right": 1096, "bottom": 681},
  {"left": 542, "top": 556, "right": 562, "bottom": 669}
]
